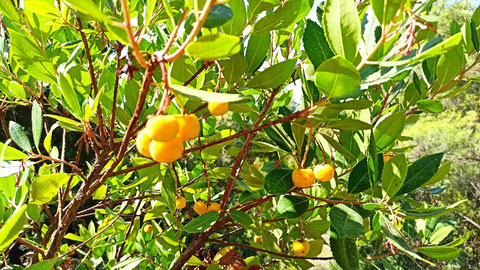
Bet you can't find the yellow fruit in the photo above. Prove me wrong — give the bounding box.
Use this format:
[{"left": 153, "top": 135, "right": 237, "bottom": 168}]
[
  {"left": 292, "top": 168, "right": 315, "bottom": 188},
  {"left": 146, "top": 115, "right": 179, "bottom": 141},
  {"left": 144, "top": 224, "right": 153, "bottom": 233},
  {"left": 383, "top": 152, "right": 395, "bottom": 162},
  {"left": 193, "top": 201, "right": 208, "bottom": 215},
  {"left": 207, "top": 202, "right": 221, "bottom": 212},
  {"left": 208, "top": 102, "right": 228, "bottom": 116},
  {"left": 253, "top": 164, "right": 260, "bottom": 170},
  {"left": 176, "top": 197, "right": 187, "bottom": 209},
  {"left": 136, "top": 129, "right": 152, "bottom": 157},
  {"left": 313, "top": 164, "right": 335, "bottom": 182},
  {"left": 176, "top": 114, "right": 201, "bottom": 140},
  {"left": 149, "top": 137, "right": 184, "bottom": 163},
  {"left": 254, "top": 235, "right": 262, "bottom": 244},
  {"left": 292, "top": 239, "right": 310, "bottom": 256}
]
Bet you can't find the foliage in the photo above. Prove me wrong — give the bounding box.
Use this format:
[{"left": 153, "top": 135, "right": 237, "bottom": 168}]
[{"left": 0, "top": 0, "right": 478, "bottom": 269}]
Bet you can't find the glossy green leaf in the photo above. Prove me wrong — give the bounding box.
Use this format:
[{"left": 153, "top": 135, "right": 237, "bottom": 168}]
[
  {"left": 303, "top": 19, "right": 334, "bottom": 69},
  {"left": 417, "top": 100, "right": 443, "bottom": 113},
  {"left": 58, "top": 74, "right": 82, "bottom": 117},
  {"left": 436, "top": 48, "right": 463, "bottom": 87},
  {"left": 185, "top": 34, "right": 241, "bottom": 60},
  {"left": 264, "top": 168, "right": 294, "bottom": 195},
  {"left": 382, "top": 154, "right": 407, "bottom": 198},
  {"left": 245, "top": 33, "right": 270, "bottom": 74},
  {"left": 170, "top": 85, "right": 252, "bottom": 103},
  {"left": 230, "top": 210, "right": 254, "bottom": 227},
  {"left": 371, "top": 0, "right": 405, "bottom": 26},
  {"left": 26, "top": 258, "right": 58, "bottom": 270},
  {"left": 31, "top": 101, "right": 43, "bottom": 150},
  {"left": 424, "top": 161, "right": 452, "bottom": 186},
  {"left": 417, "top": 247, "right": 460, "bottom": 261},
  {"left": 399, "top": 200, "right": 467, "bottom": 219},
  {"left": 9, "top": 121, "right": 32, "bottom": 152},
  {"left": 0, "top": 205, "right": 28, "bottom": 252},
  {"left": 348, "top": 154, "right": 384, "bottom": 194},
  {"left": 322, "top": 134, "right": 357, "bottom": 162},
  {"left": 330, "top": 231, "right": 360, "bottom": 270},
  {"left": 443, "top": 231, "right": 472, "bottom": 247},
  {"left": 323, "top": 0, "right": 361, "bottom": 62},
  {"left": 30, "top": 173, "right": 70, "bottom": 205},
  {"left": 470, "top": 20, "right": 480, "bottom": 52},
  {"left": 324, "top": 99, "right": 373, "bottom": 110},
  {"left": 66, "top": 0, "right": 114, "bottom": 24},
  {"left": 182, "top": 211, "right": 219, "bottom": 233},
  {"left": 396, "top": 153, "right": 444, "bottom": 195},
  {"left": 0, "top": 1, "right": 21, "bottom": 22},
  {"left": 429, "top": 226, "right": 454, "bottom": 245},
  {"left": 328, "top": 119, "right": 372, "bottom": 130},
  {"left": 0, "top": 141, "right": 28, "bottom": 160},
  {"left": 252, "top": 0, "right": 310, "bottom": 34},
  {"left": 246, "top": 58, "right": 297, "bottom": 88},
  {"left": 221, "top": 0, "right": 247, "bottom": 35},
  {"left": 204, "top": 4, "right": 233, "bottom": 28},
  {"left": 162, "top": 171, "right": 176, "bottom": 214},
  {"left": 220, "top": 54, "right": 248, "bottom": 84},
  {"left": 330, "top": 204, "right": 364, "bottom": 238},
  {"left": 93, "top": 185, "right": 107, "bottom": 200},
  {"left": 304, "top": 220, "right": 331, "bottom": 239},
  {"left": 373, "top": 111, "right": 406, "bottom": 151},
  {"left": 276, "top": 195, "right": 309, "bottom": 219},
  {"left": 314, "top": 56, "right": 361, "bottom": 99},
  {"left": 170, "top": 55, "right": 197, "bottom": 86}
]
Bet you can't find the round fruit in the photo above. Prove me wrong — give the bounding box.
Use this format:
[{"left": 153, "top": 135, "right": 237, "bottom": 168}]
[
  {"left": 292, "top": 239, "right": 310, "bottom": 256},
  {"left": 144, "top": 224, "right": 153, "bottom": 233},
  {"left": 292, "top": 168, "right": 315, "bottom": 188},
  {"left": 146, "top": 115, "right": 179, "bottom": 141},
  {"left": 208, "top": 102, "right": 229, "bottom": 116},
  {"left": 176, "top": 114, "right": 200, "bottom": 140},
  {"left": 149, "top": 138, "right": 184, "bottom": 163},
  {"left": 176, "top": 197, "right": 187, "bottom": 209},
  {"left": 136, "top": 129, "right": 152, "bottom": 157},
  {"left": 254, "top": 235, "right": 262, "bottom": 244},
  {"left": 193, "top": 201, "right": 208, "bottom": 216},
  {"left": 383, "top": 152, "right": 395, "bottom": 162},
  {"left": 313, "top": 164, "right": 335, "bottom": 182},
  {"left": 207, "top": 202, "right": 221, "bottom": 212}
]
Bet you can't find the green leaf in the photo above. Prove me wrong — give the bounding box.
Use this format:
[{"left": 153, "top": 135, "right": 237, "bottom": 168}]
[
  {"left": 371, "top": 0, "right": 405, "bottom": 26},
  {"left": 429, "top": 226, "right": 454, "bottom": 245},
  {"left": 170, "top": 85, "right": 252, "bottom": 103},
  {"left": 245, "top": 33, "right": 270, "bottom": 74},
  {"left": 0, "top": 1, "right": 21, "bottom": 22},
  {"left": 66, "top": 0, "right": 114, "bottom": 24},
  {"left": 348, "top": 155, "right": 384, "bottom": 194},
  {"left": 303, "top": 19, "right": 334, "bottom": 69},
  {"left": 417, "top": 100, "right": 443, "bottom": 113},
  {"left": 264, "top": 168, "right": 294, "bottom": 195},
  {"left": 220, "top": 54, "right": 248, "bottom": 84},
  {"left": 252, "top": 0, "right": 310, "bottom": 34},
  {"left": 0, "top": 205, "right": 28, "bottom": 252},
  {"left": 470, "top": 20, "right": 480, "bottom": 52},
  {"left": 373, "top": 111, "right": 406, "bottom": 151},
  {"left": 162, "top": 171, "right": 176, "bottom": 214},
  {"left": 443, "top": 231, "right": 472, "bottom": 247},
  {"left": 436, "top": 48, "right": 463, "bottom": 87},
  {"left": 230, "top": 210, "right": 254, "bottom": 227},
  {"left": 382, "top": 154, "right": 408, "bottom": 198},
  {"left": 170, "top": 55, "right": 197, "bottom": 86},
  {"left": 221, "top": 0, "right": 246, "bottom": 35},
  {"left": 31, "top": 101, "right": 43, "bottom": 150},
  {"left": 0, "top": 141, "right": 28, "bottom": 160},
  {"left": 9, "top": 121, "right": 32, "bottom": 152},
  {"left": 330, "top": 231, "right": 360, "bottom": 270},
  {"left": 329, "top": 204, "right": 364, "bottom": 238},
  {"left": 417, "top": 247, "right": 460, "bottom": 261},
  {"left": 30, "top": 173, "right": 70, "bottom": 205},
  {"left": 182, "top": 211, "right": 219, "bottom": 233},
  {"left": 399, "top": 200, "right": 467, "bottom": 219},
  {"left": 314, "top": 56, "right": 361, "bottom": 99},
  {"left": 304, "top": 220, "right": 331, "bottom": 239},
  {"left": 93, "top": 185, "right": 107, "bottom": 200},
  {"left": 322, "top": 134, "right": 357, "bottom": 162},
  {"left": 328, "top": 119, "right": 372, "bottom": 130},
  {"left": 204, "top": 4, "right": 233, "bottom": 28},
  {"left": 276, "top": 195, "right": 309, "bottom": 219},
  {"left": 324, "top": 99, "right": 372, "bottom": 110},
  {"left": 396, "top": 153, "right": 444, "bottom": 195},
  {"left": 185, "top": 34, "right": 241, "bottom": 60},
  {"left": 58, "top": 74, "right": 82, "bottom": 117},
  {"left": 26, "top": 258, "right": 58, "bottom": 270},
  {"left": 246, "top": 58, "right": 297, "bottom": 88},
  {"left": 323, "top": 0, "right": 361, "bottom": 62}
]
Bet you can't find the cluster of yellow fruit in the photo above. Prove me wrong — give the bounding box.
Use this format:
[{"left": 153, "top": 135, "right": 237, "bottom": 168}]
[
  {"left": 193, "top": 201, "right": 221, "bottom": 215},
  {"left": 136, "top": 114, "right": 200, "bottom": 163},
  {"left": 292, "top": 164, "right": 335, "bottom": 188}
]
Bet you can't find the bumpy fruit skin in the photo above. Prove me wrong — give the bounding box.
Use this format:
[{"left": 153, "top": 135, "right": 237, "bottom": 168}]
[
  {"left": 313, "top": 164, "right": 335, "bottom": 182},
  {"left": 292, "top": 239, "right": 310, "bottom": 256},
  {"left": 383, "top": 152, "right": 395, "bottom": 162},
  {"left": 144, "top": 224, "right": 153, "bottom": 233},
  {"left": 176, "top": 114, "right": 200, "bottom": 140},
  {"left": 292, "top": 168, "right": 315, "bottom": 188},
  {"left": 208, "top": 102, "right": 229, "bottom": 116},
  {"left": 149, "top": 138, "right": 184, "bottom": 163},
  {"left": 176, "top": 197, "right": 187, "bottom": 209},
  {"left": 136, "top": 129, "right": 152, "bottom": 157},
  {"left": 146, "top": 115, "right": 179, "bottom": 141},
  {"left": 207, "top": 202, "right": 221, "bottom": 212},
  {"left": 193, "top": 201, "right": 208, "bottom": 215},
  {"left": 254, "top": 235, "right": 262, "bottom": 244}
]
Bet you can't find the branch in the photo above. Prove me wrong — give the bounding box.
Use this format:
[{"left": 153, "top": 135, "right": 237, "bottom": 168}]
[{"left": 119, "top": 0, "right": 148, "bottom": 69}]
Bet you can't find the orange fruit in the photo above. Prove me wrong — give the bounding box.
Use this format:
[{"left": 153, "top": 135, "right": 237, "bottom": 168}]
[
  {"left": 176, "top": 114, "right": 200, "bottom": 140},
  {"left": 292, "top": 168, "right": 315, "bottom": 188},
  {"left": 149, "top": 137, "right": 184, "bottom": 163},
  {"left": 146, "top": 115, "right": 179, "bottom": 141},
  {"left": 208, "top": 102, "right": 228, "bottom": 116},
  {"left": 292, "top": 239, "right": 310, "bottom": 256},
  {"left": 254, "top": 235, "right": 262, "bottom": 244},
  {"left": 383, "top": 152, "right": 395, "bottom": 162},
  {"left": 313, "top": 164, "right": 335, "bottom": 182},
  {"left": 207, "top": 202, "right": 221, "bottom": 212},
  {"left": 144, "top": 224, "right": 153, "bottom": 233},
  {"left": 136, "top": 129, "right": 152, "bottom": 157},
  {"left": 193, "top": 201, "right": 208, "bottom": 215},
  {"left": 176, "top": 197, "right": 187, "bottom": 209}
]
